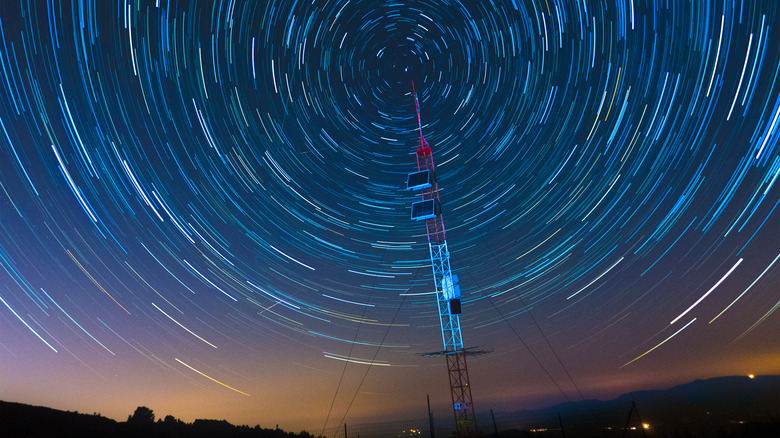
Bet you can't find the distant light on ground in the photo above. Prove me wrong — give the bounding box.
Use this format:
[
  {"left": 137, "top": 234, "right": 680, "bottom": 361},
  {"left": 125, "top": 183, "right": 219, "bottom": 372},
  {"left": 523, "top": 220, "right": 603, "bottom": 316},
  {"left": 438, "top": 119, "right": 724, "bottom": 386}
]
[
  {"left": 748, "top": 374, "right": 755, "bottom": 379},
  {"left": 643, "top": 423, "right": 650, "bottom": 430}
]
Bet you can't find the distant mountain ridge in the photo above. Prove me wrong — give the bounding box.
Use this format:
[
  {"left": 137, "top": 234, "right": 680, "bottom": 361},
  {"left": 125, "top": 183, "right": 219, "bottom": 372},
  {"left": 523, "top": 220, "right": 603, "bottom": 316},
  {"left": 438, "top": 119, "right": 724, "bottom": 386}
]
[
  {"left": 614, "top": 375, "right": 780, "bottom": 414},
  {"left": 489, "top": 375, "right": 780, "bottom": 437}
]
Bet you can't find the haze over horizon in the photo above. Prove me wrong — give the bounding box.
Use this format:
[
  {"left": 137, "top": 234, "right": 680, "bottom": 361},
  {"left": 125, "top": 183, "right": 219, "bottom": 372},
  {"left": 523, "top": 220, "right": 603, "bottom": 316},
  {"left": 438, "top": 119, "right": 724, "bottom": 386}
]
[{"left": 1, "top": 0, "right": 778, "bottom": 433}]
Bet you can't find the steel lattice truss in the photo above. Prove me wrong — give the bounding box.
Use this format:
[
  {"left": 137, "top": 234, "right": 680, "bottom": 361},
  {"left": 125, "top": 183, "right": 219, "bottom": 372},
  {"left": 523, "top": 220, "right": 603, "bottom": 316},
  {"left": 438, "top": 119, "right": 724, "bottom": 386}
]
[{"left": 408, "top": 83, "right": 477, "bottom": 437}]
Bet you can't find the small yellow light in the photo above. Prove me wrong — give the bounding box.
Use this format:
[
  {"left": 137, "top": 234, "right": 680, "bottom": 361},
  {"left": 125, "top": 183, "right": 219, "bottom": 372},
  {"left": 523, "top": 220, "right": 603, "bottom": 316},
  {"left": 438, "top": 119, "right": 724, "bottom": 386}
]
[
  {"left": 642, "top": 423, "right": 650, "bottom": 430},
  {"left": 748, "top": 374, "right": 755, "bottom": 379}
]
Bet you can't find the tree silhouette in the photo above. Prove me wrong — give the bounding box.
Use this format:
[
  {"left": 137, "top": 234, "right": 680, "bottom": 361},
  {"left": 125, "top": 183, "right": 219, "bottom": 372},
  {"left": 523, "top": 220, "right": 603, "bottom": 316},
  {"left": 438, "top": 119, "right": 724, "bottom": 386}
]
[{"left": 128, "top": 406, "right": 155, "bottom": 424}]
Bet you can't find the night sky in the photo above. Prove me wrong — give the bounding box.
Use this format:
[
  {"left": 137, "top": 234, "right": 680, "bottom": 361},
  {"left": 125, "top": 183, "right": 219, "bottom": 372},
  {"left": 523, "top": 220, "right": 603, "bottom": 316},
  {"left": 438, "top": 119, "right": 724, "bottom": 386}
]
[{"left": 1, "top": 0, "right": 779, "bottom": 434}]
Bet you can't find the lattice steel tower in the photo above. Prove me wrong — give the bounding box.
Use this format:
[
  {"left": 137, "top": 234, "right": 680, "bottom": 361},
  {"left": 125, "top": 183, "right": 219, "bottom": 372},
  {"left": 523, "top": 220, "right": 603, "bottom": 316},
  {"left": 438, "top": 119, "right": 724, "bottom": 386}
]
[{"left": 406, "top": 83, "right": 476, "bottom": 437}]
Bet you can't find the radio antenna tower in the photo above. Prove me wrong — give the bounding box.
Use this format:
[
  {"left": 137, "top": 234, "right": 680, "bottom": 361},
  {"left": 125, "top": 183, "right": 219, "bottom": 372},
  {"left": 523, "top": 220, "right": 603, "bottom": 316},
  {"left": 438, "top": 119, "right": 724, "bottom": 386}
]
[{"left": 406, "top": 82, "right": 477, "bottom": 437}]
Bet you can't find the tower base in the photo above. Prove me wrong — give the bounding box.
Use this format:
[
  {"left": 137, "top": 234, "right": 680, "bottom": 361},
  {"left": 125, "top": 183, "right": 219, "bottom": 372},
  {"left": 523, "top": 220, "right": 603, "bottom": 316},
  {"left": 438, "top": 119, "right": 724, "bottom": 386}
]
[{"left": 446, "top": 350, "right": 476, "bottom": 437}]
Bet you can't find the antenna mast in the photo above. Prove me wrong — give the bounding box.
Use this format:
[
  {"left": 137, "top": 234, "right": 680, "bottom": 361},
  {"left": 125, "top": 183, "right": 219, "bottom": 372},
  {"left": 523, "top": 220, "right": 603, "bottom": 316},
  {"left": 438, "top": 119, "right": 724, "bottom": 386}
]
[{"left": 406, "top": 82, "right": 477, "bottom": 437}]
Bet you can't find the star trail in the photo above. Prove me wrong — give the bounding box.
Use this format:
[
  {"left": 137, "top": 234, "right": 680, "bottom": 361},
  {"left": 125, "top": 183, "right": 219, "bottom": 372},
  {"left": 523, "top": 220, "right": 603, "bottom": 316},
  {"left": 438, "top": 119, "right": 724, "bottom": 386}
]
[{"left": 0, "top": 0, "right": 778, "bottom": 433}]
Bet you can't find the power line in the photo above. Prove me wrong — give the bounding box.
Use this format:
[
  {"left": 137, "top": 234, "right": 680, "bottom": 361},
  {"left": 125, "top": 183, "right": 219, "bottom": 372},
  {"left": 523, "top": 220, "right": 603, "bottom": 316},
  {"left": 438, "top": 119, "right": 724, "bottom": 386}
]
[{"left": 320, "top": 247, "right": 388, "bottom": 436}]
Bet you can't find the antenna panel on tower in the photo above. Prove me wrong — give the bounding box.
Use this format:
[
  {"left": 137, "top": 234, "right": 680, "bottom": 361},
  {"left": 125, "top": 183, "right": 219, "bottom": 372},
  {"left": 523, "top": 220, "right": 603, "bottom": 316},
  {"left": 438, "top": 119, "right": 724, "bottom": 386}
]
[
  {"left": 407, "top": 170, "right": 432, "bottom": 190},
  {"left": 411, "top": 199, "right": 437, "bottom": 221}
]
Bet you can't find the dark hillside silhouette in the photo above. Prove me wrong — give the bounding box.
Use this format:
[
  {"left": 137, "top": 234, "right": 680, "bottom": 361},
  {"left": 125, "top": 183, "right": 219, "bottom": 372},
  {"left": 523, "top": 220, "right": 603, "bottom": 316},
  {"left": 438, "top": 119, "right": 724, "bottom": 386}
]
[
  {"left": 489, "top": 375, "right": 780, "bottom": 438},
  {"left": 0, "top": 401, "right": 319, "bottom": 438},
  {"left": 1, "top": 376, "right": 779, "bottom": 437},
  {"left": 0, "top": 401, "right": 118, "bottom": 438}
]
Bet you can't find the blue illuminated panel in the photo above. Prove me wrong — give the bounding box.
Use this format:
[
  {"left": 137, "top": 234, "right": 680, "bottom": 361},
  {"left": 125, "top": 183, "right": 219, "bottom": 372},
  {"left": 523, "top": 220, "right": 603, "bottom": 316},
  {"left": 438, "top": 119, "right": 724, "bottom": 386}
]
[
  {"left": 411, "top": 199, "right": 436, "bottom": 221},
  {"left": 406, "top": 170, "right": 431, "bottom": 190}
]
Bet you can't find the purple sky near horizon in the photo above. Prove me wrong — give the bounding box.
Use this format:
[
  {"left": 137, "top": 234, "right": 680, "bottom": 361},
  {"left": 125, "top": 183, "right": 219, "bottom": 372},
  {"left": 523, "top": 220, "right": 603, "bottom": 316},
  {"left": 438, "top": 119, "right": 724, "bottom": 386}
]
[{"left": 0, "top": 0, "right": 779, "bottom": 434}]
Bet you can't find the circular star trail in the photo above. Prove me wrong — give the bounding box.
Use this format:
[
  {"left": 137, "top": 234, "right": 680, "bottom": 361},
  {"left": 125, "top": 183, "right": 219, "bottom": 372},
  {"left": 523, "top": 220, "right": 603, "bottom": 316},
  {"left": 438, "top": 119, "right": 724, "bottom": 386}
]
[{"left": 0, "top": 0, "right": 778, "bottom": 431}]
